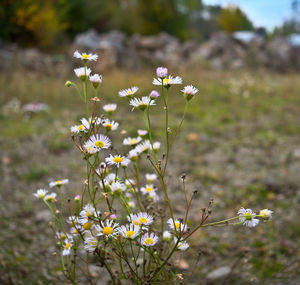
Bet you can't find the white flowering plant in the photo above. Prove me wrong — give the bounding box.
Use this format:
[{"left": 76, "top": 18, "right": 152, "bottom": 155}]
[{"left": 33, "top": 51, "right": 273, "bottom": 284}]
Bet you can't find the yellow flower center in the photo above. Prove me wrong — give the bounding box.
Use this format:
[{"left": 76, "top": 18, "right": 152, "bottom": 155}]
[
  {"left": 61, "top": 233, "right": 67, "bottom": 239},
  {"left": 65, "top": 242, "right": 70, "bottom": 250},
  {"left": 56, "top": 180, "right": 61, "bottom": 184},
  {"left": 85, "top": 211, "right": 91, "bottom": 217},
  {"left": 73, "top": 229, "right": 78, "bottom": 234},
  {"left": 95, "top": 140, "right": 104, "bottom": 148},
  {"left": 244, "top": 212, "right": 253, "bottom": 220},
  {"left": 126, "top": 231, "right": 135, "bottom": 238},
  {"left": 128, "top": 90, "right": 132, "bottom": 95},
  {"left": 144, "top": 238, "right": 154, "bottom": 245},
  {"left": 82, "top": 54, "right": 90, "bottom": 59},
  {"left": 145, "top": 187, "right": 153, "bottom": 192},
  {"left": 113, "top": 157, "right": 123, "bottom": 163},
  {"left": 139, "top": 217, "right": 148, "bottom": 224},
  {"left": 133, "top": 220, "right": 140, "bottom": 226},
  {"left": 129, "top": 139, "right": 137, "bottom": 144},
  {"left": 83, "top": 222, "right": 92, "bottom": 230},
  {"left": 77, "top": 125, "right": 85, "bottom": 131},
  {"left": 163, "top": 78, "right": 169, "bottom": 85},
  {"left": 106, "top": 123, "right": 112, "bottom": 129},
  {"left": 175, "top": 222, "right": 180, "bottom": 229},
  {"left": 103, "top": 226, "right": 113, "bottom": 235}
]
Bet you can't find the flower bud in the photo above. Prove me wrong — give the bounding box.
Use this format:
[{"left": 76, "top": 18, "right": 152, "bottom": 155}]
[
  {"left": 65, "top": 81, "right": 72, "bottom": 87},
  {"left": 74, "top": 195, "right": 80, "bottom": 202},
  {"left": 150, "top": 90, "right": 160, "bottom": 100}
]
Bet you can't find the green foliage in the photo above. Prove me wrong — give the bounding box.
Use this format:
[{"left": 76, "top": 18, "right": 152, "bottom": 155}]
[
  {"left": 0, "top": 0, "right": 64, "bottom": 47},
  {"left": 218, "top": 5, "right": 254, "bottom": 34},
  {"left": 21, "top": 166, "right": 48, "bottom": 182}
]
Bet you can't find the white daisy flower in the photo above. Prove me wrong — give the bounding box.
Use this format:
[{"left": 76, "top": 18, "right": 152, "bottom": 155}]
[
  {"left": 148, "top": 191, "right": 160, "bottom": 202},
  {"left": 177, "top": 240, "right": 189, "bottom": 251},
  {"left": 110, "top": 181, "right": 126, "bottom": 194},
  {"left": 84, "top": 134, "right": 111, "bottom": 152},
  {"left": 156, "top": 67, "right": 168, "bottom": 78},
  {"left": 106, "top": 154, "right": 130, "bottom": 168},
  {"left": 163, "top": 231, "right": 172, "bottom": 241},
  {"left": 67, "top": 216, "right": 80, "bottom": 226},
  {"left": 80, "top": 117, "right": 101, "bottom": 130},
  {"left": 84, "top": 236, "right": 98, "bottom": 252},
  {"left": 135, "top": 140, "right": 151, "bottom": 154},
  {"left": 102, "top": 119, "right": 119, "bottom": 132},
  {"left": 95, "top": 220, "right": 119, "bottom": 239},
  {"left": 103, "top": 104, "right": 117, "bottom": 114},
  {"left": 119, "top": 224, "right": 140, "bottom": 239},
  {"left": 131, "top": 212, "right": 154, "bottom": 226},
  {"left": 103, "top": 173, "right": 117, "bottom": 185},
  {"left": 259, "top": 209, "right": 273, "bottom": 220},
  {"left": 137, "top": 129, "right": 148, "bottom": 137},
  {"left": 152, "top": 76, "right": 182, "bottom": 87},
  {"left": 129, "top": 96, "right": 156, "bottom": 111},
  {"left": 238, "top": 208, "right": 260, "bottom": 227},
  {"left": 70, "top": 124, "right": 86, "bottom": 134},
  {"left": 141, "top": 232, "right": 158, "bottom": 247},
  {"left": 99, "top": 173, "right": 117, "bottom": 190},
  {"left": 74, "top": 67, "right": 91, "bottom": 81},
  {"left": 79, "top": 203, "right": 97, "bottom": 220},
  {"left": 167, "top": 218, "right": 188, "bottom": 233},
  {"left": 125, "top": 178, "right": 136, "bottom": 187},
  {"left": 119, "top": 86, "right": 138, "bottom": 98},
  {"left": 141, "top": 184, "right": 156, "bottom": 195},
  {"left": 44, "top": 192, "right": 57, "bottom": 203},
  {"left": 73, "top": 50, "right": 98, "bottom": 61},
  {"left": 62, "top": 239, "right": 73, "bottom": 256},
  {"left": 145, "top": 174, "right": 157, "bottom": 182},
  {"left": 83, "top": 144, "right": 98, "bottom": 155},
  {"left": 153, "top": 142, "right": 160, "bottom": 151},
  {"left": 182, "top": 85, "right": 198, "bottom": 101},
  {"left": 56, "top": 231, "right": 69, "bottom": 240},
  {"left": 49, "top": 179, "right": 69, "bottom": 188},
  {"left": 70, "top": 227, "right": 81, "bottom": 237},
  {"left": 89, "top": 74, "right": 102, "bottom": 88},
  {"left": 128, "top": 149, "right": 139, "bottom": 161},
  {"left": 123, "top": 137, "right": 142, "bottom": 146},
  {"left": 33, "top": 189, "right": 48, "bottom": 199},
  {"left": 128, "top": 201, "right": 136, "bottom": 208}
]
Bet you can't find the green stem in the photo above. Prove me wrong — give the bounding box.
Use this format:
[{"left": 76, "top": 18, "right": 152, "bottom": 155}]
[
  {"left": 171, "top": 101, "right": 189, "bottom": 148},
  {"left": 83, "top": 63, "right": 89, "bottom": 118}
]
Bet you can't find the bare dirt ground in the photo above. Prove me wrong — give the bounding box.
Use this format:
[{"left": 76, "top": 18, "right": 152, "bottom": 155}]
[{"left": 1, "top": 68, "right": 300, "bottom": 284}]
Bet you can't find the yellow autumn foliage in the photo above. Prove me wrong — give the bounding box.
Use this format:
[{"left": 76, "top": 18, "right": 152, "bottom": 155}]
[{"left": 13, "top": 0, "right": 64, "bottom": 47}]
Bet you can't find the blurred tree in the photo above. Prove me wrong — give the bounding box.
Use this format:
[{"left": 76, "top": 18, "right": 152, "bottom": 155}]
[
  {"left": 0, "top": 0, "right": 256, "bottom": 47},
  {"left": 218, "top": 5, "right": 254, "bottom": 34},
  {"left": 0, "top": 0, "right": 64, "bottom": 47},
  {"left": 272, "top": 0, "right": 300, "bottom": 36}
]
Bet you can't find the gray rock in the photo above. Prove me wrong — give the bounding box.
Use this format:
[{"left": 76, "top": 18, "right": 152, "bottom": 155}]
[
  {"left": 206, "top": 266, "right": 231, "bottom": 280},
  {"left": 35, "top": 209, "right": 52, "bottom": 222}
]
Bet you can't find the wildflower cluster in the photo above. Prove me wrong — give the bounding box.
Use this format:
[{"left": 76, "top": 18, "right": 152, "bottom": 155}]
[{"left": 34, "top": 52, "right": 273, "bottom": 284}]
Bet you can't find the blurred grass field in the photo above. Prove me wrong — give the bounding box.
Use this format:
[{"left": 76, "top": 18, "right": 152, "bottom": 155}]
[{"left": 1, "top": 67, "right": 300, "bottom": 284}]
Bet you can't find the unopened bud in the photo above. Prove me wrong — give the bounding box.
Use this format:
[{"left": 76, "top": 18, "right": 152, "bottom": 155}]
[{"left": 65, "top": 81, "right": 72, "bottom": 87}]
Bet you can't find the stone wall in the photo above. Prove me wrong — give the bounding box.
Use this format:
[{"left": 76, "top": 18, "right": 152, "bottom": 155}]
[{"left": 1, "top": 30, "right": 300, "bottom": 73}]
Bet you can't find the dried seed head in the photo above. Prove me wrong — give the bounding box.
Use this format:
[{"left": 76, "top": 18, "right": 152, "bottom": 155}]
[{"left": 91, "top": 97, "right": 100, "bottom": 102}]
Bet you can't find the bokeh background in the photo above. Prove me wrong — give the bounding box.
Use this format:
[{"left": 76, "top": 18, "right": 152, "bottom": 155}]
[{"left": 1, "top": 0, "right": 300, "bottom": 284}]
